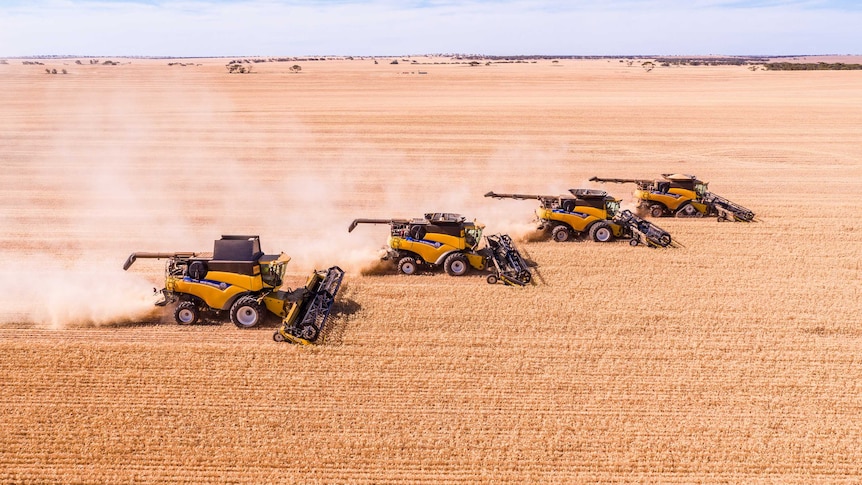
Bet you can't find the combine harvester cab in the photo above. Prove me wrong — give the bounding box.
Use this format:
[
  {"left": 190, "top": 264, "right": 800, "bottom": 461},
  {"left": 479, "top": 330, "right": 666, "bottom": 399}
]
[
  {"left": 348, "top": 213, "right": 532, "bottom": 285},
  {"left": 484, "top": 189, "right": 675, "bottom": 247},
  {"left": 123, "top": 235, "right": 344, "bottom": 345},
  {"left": 589, "top": 174, "right": 756, "bottom": 222}
]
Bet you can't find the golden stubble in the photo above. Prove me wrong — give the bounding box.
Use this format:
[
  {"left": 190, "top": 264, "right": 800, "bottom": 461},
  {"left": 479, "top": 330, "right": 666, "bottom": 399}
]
[{"left": 0, "top": 57, "right": 861, "bottom": 482}]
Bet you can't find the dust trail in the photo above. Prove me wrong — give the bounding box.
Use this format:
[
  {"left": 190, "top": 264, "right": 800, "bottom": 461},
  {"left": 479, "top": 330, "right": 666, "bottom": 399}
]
[
  {"left": 0, "top": 74, "right": 581, "bottom": 327},
  {"left": 0, "top": 258, "right": 160, "bottom": 329}
]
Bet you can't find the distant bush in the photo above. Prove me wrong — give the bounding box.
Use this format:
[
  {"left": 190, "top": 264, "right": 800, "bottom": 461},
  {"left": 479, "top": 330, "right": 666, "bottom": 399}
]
[
  {"left": 289, "top": 64, "right": 301, "bottom": 73},
  {"left": 226, "top": 63, "right": 253, "bottom": 74}
]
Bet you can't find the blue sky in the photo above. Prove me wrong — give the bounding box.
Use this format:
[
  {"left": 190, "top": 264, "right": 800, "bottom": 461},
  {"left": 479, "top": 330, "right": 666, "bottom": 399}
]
[{"left": 0, "top": 0, "right": 860, "bottom": 57}]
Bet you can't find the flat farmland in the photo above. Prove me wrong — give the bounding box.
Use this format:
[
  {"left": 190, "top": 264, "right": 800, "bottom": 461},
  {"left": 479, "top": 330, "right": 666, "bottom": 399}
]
[{"left": 1, "top": 56, "right": 861, "bottom": 483}]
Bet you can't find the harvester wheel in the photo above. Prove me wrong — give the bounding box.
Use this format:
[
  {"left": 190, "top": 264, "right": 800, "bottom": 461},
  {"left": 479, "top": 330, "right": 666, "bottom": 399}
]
[
  {"left": 273, "top": 331, "right": 286, "bottom": 342},
  {"left": 551, "top": 225, "right": 570, "bottom": 242},
  {"left": 660, "top": 235, "right": 672, "bottom": 247},
  {"left": 486, "top": 274, "right": 498, "bottom": 285},
  {"left": 629, "top": 238, "right": 639, "bottom": 247},
  {"left": 398, "top": 256, "right": 417, "bottom": 275},
  {"left": 174, "top": 301, "right": 199, "bottom": 325},
  {"left": 676, "top": 203, "right": 698, "bottom": 218},
  {"left": 649, "top": 205, "right": 664, "bottom": 218},
  {"left": 444, "top": 253, "right": 469, "bottom": 276},
  {"left": 230, "top": 296, "right": 263, "bottom": 328},
  {"left": 590, "top": 222, "right": 613, "bottom": 242}
]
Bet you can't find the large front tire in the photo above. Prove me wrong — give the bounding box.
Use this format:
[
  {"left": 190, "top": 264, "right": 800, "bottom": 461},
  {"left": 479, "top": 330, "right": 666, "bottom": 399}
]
[
  {"left": 174, "top": 301, "right": 199, "bottom": 325},
  {"left": 444, "top": 253, "right": 469, "bottom": 276},
  {"left": 551, "top": 225, "right": 570, "bottom": 242},
  {"left": 230, "top": 296, "right": 263, "bottom": 328},
  {"left": 398, "top": 256, "right": 417, "bottom": 275},
  {"left": 590, "top": 222, "right": 613, "bottom": 242}
]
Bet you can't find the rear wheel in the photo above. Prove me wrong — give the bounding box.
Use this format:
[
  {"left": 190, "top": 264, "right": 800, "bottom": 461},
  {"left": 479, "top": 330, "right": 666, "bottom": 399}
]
[
  {"left": 551, "top": 225, "right": 570, "bottom": 242},
  {"left": 230, "top": 296, "right": 263, "bottom": 328},
  {"left": 590, "top": 222, "right": 613, "bottom": 242},
  {"left": 649, "top": 205, "right": 664, "bottom": 218},
  {"left": 174, "top": 301, "right": 199, "bottom": 325},
  {"left": 398, "top": 256, "right": 417, "bottom": 275},
  {"left": 444, "top": 253, "right": 469, "bottom": 276}
]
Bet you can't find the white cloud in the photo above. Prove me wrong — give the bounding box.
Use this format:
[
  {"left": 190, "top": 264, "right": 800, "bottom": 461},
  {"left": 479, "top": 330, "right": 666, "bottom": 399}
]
[{"left": 0, "top": 0, "right": 859, "bottom": 56}]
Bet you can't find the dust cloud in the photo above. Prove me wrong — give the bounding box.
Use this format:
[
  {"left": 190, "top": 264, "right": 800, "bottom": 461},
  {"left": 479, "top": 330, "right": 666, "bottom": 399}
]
[
  {"left": 0, "top": 259, "right": 160, "bottom": 329},
  {"left": 0, "top": 82, "right": 580, "bottom": 327}
]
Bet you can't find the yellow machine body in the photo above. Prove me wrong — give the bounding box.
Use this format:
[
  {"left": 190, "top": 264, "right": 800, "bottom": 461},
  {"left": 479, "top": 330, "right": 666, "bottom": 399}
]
[
  {"left": 167, "top": 268, "right": 265, "bottom": 311},
  {"left": 536, "top": 207, "right": 624, "bottom": 237},
  {"left": 634, "top": 187, "right": 708, "bottom": 214},
  {"left": 388, "top": 225, "right": 486, "bottom": 270}
]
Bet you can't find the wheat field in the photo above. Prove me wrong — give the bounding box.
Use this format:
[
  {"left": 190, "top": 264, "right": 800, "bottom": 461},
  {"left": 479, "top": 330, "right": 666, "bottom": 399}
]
[{"left": 1, "top": 56, "right": 861, "bottom": 483}]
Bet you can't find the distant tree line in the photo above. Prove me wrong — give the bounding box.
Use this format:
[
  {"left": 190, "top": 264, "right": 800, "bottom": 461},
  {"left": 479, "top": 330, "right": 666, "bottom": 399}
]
[
  {"left": 764, "top": 62, "right": 862, "bottom": 71},
  {"left": 654, "top": 57, "right": 767, "bottom": 66}
]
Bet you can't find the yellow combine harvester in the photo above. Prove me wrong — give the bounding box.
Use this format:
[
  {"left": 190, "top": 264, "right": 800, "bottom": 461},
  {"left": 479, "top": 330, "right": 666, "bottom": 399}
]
[
  {"left": 589, "top": 173, "right": 756, "bottom": 222},
  {"left": 485, "top": 189, "right": 676, "bottom": 247},
  {"left": 349, "top": 213, "right": 532, "bottom": 285},
  {"left": 123, "top": 235, "right": 344, "bottom": 344}
]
